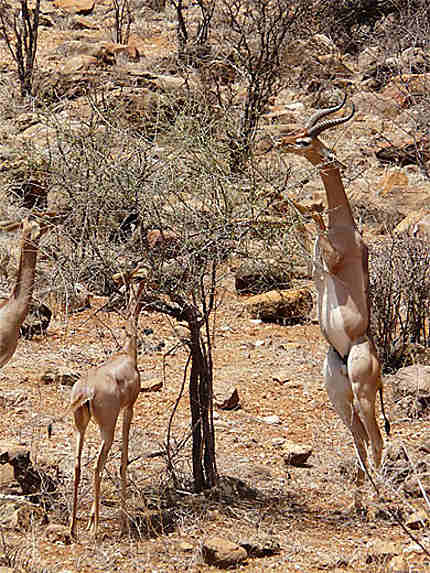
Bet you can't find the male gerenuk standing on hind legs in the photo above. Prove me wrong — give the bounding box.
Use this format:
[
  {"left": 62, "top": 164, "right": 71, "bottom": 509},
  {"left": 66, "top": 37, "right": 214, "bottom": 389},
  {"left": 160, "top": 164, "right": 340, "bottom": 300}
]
[{"left": 259, "top": 93, "right": 390, "bottom": 509}]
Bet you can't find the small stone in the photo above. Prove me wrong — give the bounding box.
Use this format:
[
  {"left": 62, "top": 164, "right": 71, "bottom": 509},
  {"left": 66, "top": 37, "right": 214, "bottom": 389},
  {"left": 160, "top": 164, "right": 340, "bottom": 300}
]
[
  {"left": 215, "top": 386, "right": 240, "bottom": 410},
  {"left": 272, "top": 370, "right": 290, "bottom": 384},
  {"left": 406, "top": 510, "right": 429, "bottom": 530},
  {"left": 285, "top": 102, "right": 305, "bottom": 112},
  {"left": 387, "top": 555, "right": 411, "bottom": 573},
  {"left": 258, "top": 415, "right": 281, "bottom": 425},
  {"left": 366, "top": 540, "right": 399, "bottom": 564},
  {"left": 41, "top": 367, "right": 79, "bottom": 387},
  {"left": 282, "top": 440, "right": 312, "bottom": 466},
  {"left": 139, "top": 379, "right": 163, "bottom": 393},
  {"left": 178, "top": 540, "right": 193, "bottom": 552}
]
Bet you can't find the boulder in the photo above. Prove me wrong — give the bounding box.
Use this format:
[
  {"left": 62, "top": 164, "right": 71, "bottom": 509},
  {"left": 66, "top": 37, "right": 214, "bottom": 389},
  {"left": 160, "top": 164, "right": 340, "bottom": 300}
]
[
  {"left": 0, "top": 447, "right": 56, "bottom": 506},
  {"left": 406, "top": 510, "right": 429, "bottom": 530},
  {"left": 244, "top": 288, "right": 312, "bottom": 324},
  {"left": 382, "top": 73, "right": 430, "bottom": 108},
  {"left": 393, "top": 209, "right": 429, "bottom": 235},
  {"left": 95, "top": 42, "right": 140, "bottom": 66},
  {"left": 377, "top": 170, "right": 408, "bottom": 197},
  {"left": 60, "top": 54, "right": 98, "bottom": 74},
  {"left": 146, "top": 229, "right": 180, "bottom": 258},
  {"left": 366, "top": 540, "right": 400, "bottom": 564},
  {"left": 376, "top": 136, "right": 430, "bottom": 167},
  {"left": 387, "top": 555, "right": 411, "bottom": 573},
  {"left": 412, "top": 213, "right": 430, "bottom": 239},
  {"left": 239, "top": 536, "right": 281, "bottom": 558},
  {"left": 0, "top": 442, "right": 28, "bottom": 491},
  {"left": 44, "top": 523, "right": 72, "bottom": 544},
  {"left": 53, "top": 0, "right": 95, "bottom": 14},
  {"left": 202, "top": 536, "right": 248, "bottom": 568},
  {"left": 0, "top": 499, "right": 45, "bottom": 530},
  {"left": 131, "top": 507, "right": 177, "bottom": 537},
  {"left": 20, "top": 300, "right": 52, "bottom": 339}
]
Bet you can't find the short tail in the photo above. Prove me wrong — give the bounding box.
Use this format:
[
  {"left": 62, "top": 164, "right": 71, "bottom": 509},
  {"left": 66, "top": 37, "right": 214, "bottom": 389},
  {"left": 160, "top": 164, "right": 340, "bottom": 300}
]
[
  {"left": 47, "top": 385, "right": 95, "bottom": 438},
  {"left": 69, "top": 385, "right": 95, "bottom": 413},
  {"left": 379, "top": 387, "right": 391, "bottom": 436}
]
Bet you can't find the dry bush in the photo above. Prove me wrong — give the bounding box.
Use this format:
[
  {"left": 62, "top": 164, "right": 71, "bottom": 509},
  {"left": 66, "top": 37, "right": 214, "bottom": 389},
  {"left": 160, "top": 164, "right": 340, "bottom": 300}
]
[
  {"left": 11, "top": 90, "right": 303, "bottom": 490},
  {"left": 0, "top": 0, "right": 41, "bottom": 97},
  {"left": 369, "top": 234, "right": 430, "bottom": 372},
  {"left": 0, "top": 77, "right": 302, "bottom": 312},
  {"left": 209, "top": 0, "right": 309, "bottom": 167},
  {"left": 314, "top": 0, "right": 430, "bottom": 56},
  {"left": 351, "top": 199, "right": 404, "bottom": 234},
  {"left": 374, "top": 0, "right": 430, "bottom": 55}
]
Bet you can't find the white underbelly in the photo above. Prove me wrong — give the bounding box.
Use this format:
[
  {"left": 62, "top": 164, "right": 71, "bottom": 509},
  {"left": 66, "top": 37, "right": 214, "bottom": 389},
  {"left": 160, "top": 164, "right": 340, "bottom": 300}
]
[{"left": 319, "top": 276, "right": 353, "bottom": 358}]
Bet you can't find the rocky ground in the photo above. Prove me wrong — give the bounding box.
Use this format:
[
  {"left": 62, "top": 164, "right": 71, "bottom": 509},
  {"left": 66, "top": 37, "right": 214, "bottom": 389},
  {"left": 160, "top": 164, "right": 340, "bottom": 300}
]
[
  {"left": 0, "top": 273, "right": 429, "bottom": 572},
  {"left": 0, "top": 0, "right": 428, "bottom": 571}
]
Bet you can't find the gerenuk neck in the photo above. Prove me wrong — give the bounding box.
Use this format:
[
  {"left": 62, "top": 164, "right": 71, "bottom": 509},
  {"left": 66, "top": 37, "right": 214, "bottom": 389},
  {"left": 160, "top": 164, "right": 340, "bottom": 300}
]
[
  {"left": 310, "top": 156, "right": 356, "bottom": 231},
  {"left": 11, "top": 236, "right": 38, "bottom": 313}
]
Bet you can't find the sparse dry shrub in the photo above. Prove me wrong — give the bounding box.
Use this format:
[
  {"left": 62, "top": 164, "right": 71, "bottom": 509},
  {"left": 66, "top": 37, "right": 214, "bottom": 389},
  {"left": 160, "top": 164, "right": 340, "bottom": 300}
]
[
  {"left": 351, "top": 199, "right": 404, "bottom": 234},
  {"left": 19, "top": 88, "right": 305, "bottom": 490},
  {"left": 210, "top": 0, "right": 308, "bottom": 168},
  {"left": 314, "top": 0, "right": 430, "bottom": 56},
  {"left": 369, "top": 234, "right": 430, "bottom": 372},
  {"left": 235, "top": 258, "right": 291, "bottom": 295},
  {"left": 374, "top": 0, "right": 430, "bottom": 54},
  {"left": 314, "top": 0, "right": 395, "bottom": 55},
  {"left": 169, "top": 0, "right": 215, "bottom": 64},
  {"left": 0, "top": 0, "right": 40, "bottom": 97},
  {"left": 112, "top": 0, "right": 132, "bottom": 44}
]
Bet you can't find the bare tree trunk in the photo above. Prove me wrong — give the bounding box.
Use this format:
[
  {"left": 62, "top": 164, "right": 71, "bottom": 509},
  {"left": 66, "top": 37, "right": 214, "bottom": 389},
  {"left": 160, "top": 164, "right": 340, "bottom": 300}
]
[{"left": 188, "top": 316, "right": 217, "bottom": 492}]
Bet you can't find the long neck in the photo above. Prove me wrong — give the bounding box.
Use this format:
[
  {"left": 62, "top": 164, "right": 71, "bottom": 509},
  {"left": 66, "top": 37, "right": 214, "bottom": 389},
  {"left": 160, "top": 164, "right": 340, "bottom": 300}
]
[
  {"left": 308, "top": 155, "right": 356, "bottom": 230},
  {"left": 124, "top": 282, "right": 145, "bottom": 363},
  {"left": 11, "top": 232, "right": 38, "bottom": 313}
]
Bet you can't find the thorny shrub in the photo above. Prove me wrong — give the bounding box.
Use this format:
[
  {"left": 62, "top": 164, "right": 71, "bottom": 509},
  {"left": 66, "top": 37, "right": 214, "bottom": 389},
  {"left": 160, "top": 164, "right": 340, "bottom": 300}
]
[
  {"left": 369, "top": 234, "right": 430, "bottom": 373},
  {"left": 6, "top": 88, "right": 302, "bottom": 310},
  {"left": 315, "top": 0, "right": 430, "bottom": 56},
  {"left": 0, "top": 0, "right": 41, "bottom": 97},
  {"left": 211, "top": 0, "right": 309, "bottom": 168}
]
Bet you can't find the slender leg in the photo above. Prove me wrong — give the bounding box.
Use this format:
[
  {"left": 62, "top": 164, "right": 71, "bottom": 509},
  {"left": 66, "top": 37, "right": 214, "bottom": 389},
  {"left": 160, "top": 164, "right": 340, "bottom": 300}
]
[
  {"left": 324, "top": 346, "right": 369, "bottom": 507},
  {"left": 120, "top": 405, "right": 134, "bottom": 535},
  {"left": 87, "top": 429, "right": 114, "bottom": 537},
  {"left": 70, "top": 406, "right": 90, "bottom": 539},
  {"left": 348, "top": 338, "right": 384, "bottom": 469}
]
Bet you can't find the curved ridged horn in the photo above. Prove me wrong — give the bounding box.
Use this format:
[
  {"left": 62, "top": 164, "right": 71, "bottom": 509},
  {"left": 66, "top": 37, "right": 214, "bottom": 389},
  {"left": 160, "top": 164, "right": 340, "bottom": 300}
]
[
  {"left": 305, "top": 92, "right": 348, "bottom": 130},
  {"left": 307, "top": 102, "right": 355, "bottom": 138}
]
